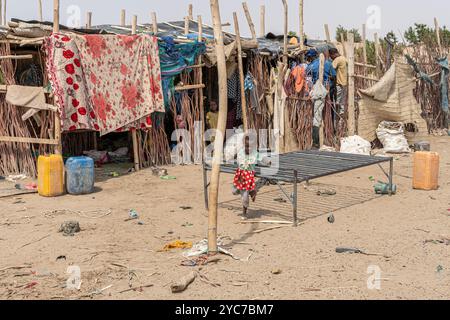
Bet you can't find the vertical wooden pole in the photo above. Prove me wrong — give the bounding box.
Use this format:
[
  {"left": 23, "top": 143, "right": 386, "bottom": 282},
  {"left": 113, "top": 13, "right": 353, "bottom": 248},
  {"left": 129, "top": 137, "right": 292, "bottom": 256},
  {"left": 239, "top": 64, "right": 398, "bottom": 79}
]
[
  {"left": 318, "top": 53, "right": 325, "bottom": 147},
  {"left": 184, "top": 16, "right": 189, "bottom": 35},
  {"left": 188, "top": 4, "right": 193, "bottom": 20},
  {"left": 362, "top": 24, "right": 367, "bottom": 64},
  {"left": 434, "top": 17, "right": 442, "bottom": 56},
  {"left": 233, "top": 12, "right": 248, "bottom": 132},
  {"left": 3, "top": 0, "right": 6, "bottom": 25},
  {"left": 120, "top": 9, "right": 126, "bottom": 27},
  {"left": 259, "top": 5, "right": 265, "bottom": 38},
  {"left": 299, "top": 0, "right": 305, "bottom": 49},
  {"left": 53, "top": 0, "right": 62, "bottom": 155},
  {"left": 340, "top": 32, "right": 347, "bottom": 57},
  {"left": 131, "top": 15, "right": 140, "bottom": 171},
  {"left": 347, "top": 32, "right": 356, "bottom": 136},
  {"left": 208, "top": 0, "right": 228, "bottom": 254},
  {"left": 38, "top": 0, "right": 43, "bottom": 22},
  {"left": 0, "top": 0, "right": 3, "bottom": 27},
  {"left": 242, "top": 2, "right": 256, "bottom": 41},
  {"left": 198, "top": 15, "right": 205, "bottom": 157},
  {"left": 374, "top": 32, "right": 381, "bottom": 77},
  {"left": 151, "top": 12, "right": 158, "bottom": 34},
  {"left": 86, "top": 12, "right": 92, "bottom": 29},
  {"left": 324, "top": 24, "right": 331, "bottom": 42},
  {"left": 282, "top": 0, "right": 288, "bottom": 64}
]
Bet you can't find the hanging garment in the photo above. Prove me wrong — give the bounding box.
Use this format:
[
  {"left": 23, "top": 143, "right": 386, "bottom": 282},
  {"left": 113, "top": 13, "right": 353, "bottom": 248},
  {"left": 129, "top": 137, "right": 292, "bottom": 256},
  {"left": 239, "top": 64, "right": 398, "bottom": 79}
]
[
  {"left": 45, "top": 34, "right": 164, "bottom": 135},
  {"left": 291, "top": 64, "right": 307, "bottom": 93},
  {"left": 310, "top": 81, "right": 328, "bottom": 127},
  {"left": 245, "top": 72, "right": 261, "bottom": 114},
  {"left": 437, "top": 57, "right": 449, "bottom": 114},
  {"left": 227, "top": 71, "right": 242, "bottom": 120}
]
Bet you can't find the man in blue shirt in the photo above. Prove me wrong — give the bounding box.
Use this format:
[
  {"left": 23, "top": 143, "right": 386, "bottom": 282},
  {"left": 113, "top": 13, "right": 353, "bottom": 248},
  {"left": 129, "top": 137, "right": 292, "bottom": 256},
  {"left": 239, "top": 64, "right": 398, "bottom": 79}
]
[{"left": 306, "top": 49, "right": 336, "bottom": 86}]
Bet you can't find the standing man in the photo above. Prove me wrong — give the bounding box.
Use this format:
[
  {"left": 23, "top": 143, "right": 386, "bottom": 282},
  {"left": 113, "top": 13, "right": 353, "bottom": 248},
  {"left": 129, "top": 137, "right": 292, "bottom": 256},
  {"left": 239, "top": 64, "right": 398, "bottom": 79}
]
[
  {"left": 306, "top": 49, "right": 336, "bottom": 148},
  {"left": 329, "top": 48, "right": 348, "bottom": 131}
]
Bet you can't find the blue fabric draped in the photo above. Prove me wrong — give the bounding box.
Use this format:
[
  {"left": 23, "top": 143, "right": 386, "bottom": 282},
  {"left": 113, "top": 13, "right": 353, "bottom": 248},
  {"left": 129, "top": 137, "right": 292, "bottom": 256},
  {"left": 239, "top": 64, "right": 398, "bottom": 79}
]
[
  {"left": 437, "top": 57, "right": 449, "bottom": 113},
  {"left": 158, "top": 36, "right": 206, "bottom": 109}
]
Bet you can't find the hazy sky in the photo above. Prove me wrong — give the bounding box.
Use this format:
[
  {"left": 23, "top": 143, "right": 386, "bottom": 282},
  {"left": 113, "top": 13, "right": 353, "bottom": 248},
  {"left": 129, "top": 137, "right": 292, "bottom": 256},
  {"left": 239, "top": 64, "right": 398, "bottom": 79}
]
[{"left": 7, "top": 0, "right": 450, "bottom": 40}]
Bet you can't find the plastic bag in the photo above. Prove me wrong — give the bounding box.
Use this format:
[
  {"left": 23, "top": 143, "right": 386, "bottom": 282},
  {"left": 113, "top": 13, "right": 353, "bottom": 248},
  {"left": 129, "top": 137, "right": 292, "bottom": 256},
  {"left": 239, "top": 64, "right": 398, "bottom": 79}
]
[
  {"left": 340, "top": 135, "right": 371, "bottom": 155},
  {"left": 376, "top": 121, "right": 411, "bottom": 153}
]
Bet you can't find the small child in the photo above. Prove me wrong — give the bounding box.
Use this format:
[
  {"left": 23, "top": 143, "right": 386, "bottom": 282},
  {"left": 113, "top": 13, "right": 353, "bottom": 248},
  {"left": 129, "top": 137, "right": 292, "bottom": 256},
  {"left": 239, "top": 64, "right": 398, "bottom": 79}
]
[
  {"left": 206, "top": 101, "right": 219, "bottom": 130},
  {"left": 232, "top": 135, "right": 270, "bottom": 218}
]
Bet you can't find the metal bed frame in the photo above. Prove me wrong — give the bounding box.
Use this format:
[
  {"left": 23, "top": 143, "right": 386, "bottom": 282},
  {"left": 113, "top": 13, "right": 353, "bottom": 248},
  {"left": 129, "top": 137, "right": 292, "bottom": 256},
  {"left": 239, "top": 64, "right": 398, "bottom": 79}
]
[{"left": 203, "top": 150, "right": 394, "bottom": 226}]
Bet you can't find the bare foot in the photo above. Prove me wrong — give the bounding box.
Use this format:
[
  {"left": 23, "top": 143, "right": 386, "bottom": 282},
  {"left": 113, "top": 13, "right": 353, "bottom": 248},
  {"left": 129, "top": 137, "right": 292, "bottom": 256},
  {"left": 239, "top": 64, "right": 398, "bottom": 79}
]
[{"left": 250, "top": 191, "right": 257, "bottom": 202}]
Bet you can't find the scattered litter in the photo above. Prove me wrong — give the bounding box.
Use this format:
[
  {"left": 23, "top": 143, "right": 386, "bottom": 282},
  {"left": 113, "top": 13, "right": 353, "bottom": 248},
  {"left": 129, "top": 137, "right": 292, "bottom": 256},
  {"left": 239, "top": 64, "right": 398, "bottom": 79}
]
[
  {"left": 198, "top": 273, "right": 221, "bottom": 287},
  {"left": 160, "top": 175, "right": 176, "bottom": 180},
  {"left": 43, "top": 209, "right": 111, "bottom": 219},
  {"left": 126, "top": 209, "right": 139, "bottom": 221},
  {"left": 180, "top": 206, "right": 192, "bottom": 210},
  {"left": 160, "top": 240, "right": 193, "bottom": 252},
  {"left": 181, "top": 255, "right": 221, "bottom": 267},
  {"left": 152, "top": 167, "right": 168, "bottom": 177},
  {"left": 137, "top": 221, "right": 144, "bottom": 226},
  {"left": 183, "top": 239, "right": 250, "bottom": 261},
  {"left": 327, "top": 214, "right": 335, "bottom": 224},
  {"left": 74, "top": 284, "right": 112, "bottom": 299},
  {"left": 181, "top": 222, "right": 193, "bottom": 227},
  {"left": 118, "top": 283, "right": 153, "bottom": 294},
  {"left": 239, "top": 220, "right": 292, "bottom": 225},
  {"left": 374, "top": 181, "right": 397, "bottom": 195},
  {"left": 58, "top": 221, "right": 81, "bottom": 237},
  {"left": 340, "top": 135, "right": 371, "bottom": 155},
  {"left": 109, "top": 172, "right": 120, "bottom": 178},
  {"left": 271, "top": 269, "right": 282, "bottom": 275},
  {"left": 171, "top": 271, "right": 196, "bottom": 293},
  {"left": 273, "top": 197, "right": 287, "bottom": 203},
  {"left": 6, "top": 174, "right": 27, "bottom": 183},
  {"left": 335, "top": 247, "right": 389, "bottom": 258},
  {"left": 56, "top": 255, "right": 66, "bottom": 261},
  {"left": 24, "top": 281, "right": 38, "bottom": 289},
  {"left": 232, "top": 282, "right": 248, "bottom": 287},
  {"left": 317, "top": 189, "right": 336, "bottom": 196},
  {"left": 424, "top": 236, "right": 450, "bottom": 246},
  {"left": 436, "top": 265, "right": 444, "bottom": 273},
  {"left": 369, "top": 176, "right": 376, "bottom": 182}
]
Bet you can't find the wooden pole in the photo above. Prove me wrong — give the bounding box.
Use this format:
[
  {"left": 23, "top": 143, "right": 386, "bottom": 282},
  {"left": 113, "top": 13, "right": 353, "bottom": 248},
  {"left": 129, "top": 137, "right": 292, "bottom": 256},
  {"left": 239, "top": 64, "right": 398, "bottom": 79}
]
[
  {"left": 347, "top": 32, "right": 356, "bottom": 136},
  {"left": 188, "top": 4, "right": 193, "bottom": 20},
  {"left": 38, "top": 0, "right": 43, "bottom": 22},
  {"left": 340, "top": 32, "right": 347, "bottom": 57},
  {"left": 3, "top": 0, "right": 6, "bottom": 26},
  {"left": 374, "top": 32, "right": 381, "bottom": 77},
  {"left": 0, "top": 1, "right": 3, "bottom": 27},
  {"left": 120, "top": 9, "right": 126, "bottom": 27},
  {"left": 324, "top": 24, "right": 331, "bottom": 42},
  {"left": 242, "top": 2, "right": 256, "bottom": 40},
  {"left": 208, "top": 0, "right": 228, "bottom": 254},
  {"left": 434, "top": 17, "right": 442, "bottom": 56},
  {"left": 259, "top": 5, "right": 265, "bottom": 38},
  {"left": 282, "top": 0, "right": 288, "bottom": 64},
  {"left": 299, "top": 0, "right": 305, "bottom": 49},
  {"left": 184, "top": 16, "right": 189, "bottom": 35},
  {"left": 198, "top": 15, "right": 205, "bottom": 158},
  {"left": 233, "top": 12, "right": 248, "bottom": 132},
  {"left": 198, "top": 15, "right": 203, "bottom": 42},
  {"left": 53, "top": 0, "right": 62, "bottom": 155},
  {"left": 318, "top": 53, "right": 325, "bottom": 147},
  {"left": 151, "top": 12, "right": 158, "bottom": 34},
  {"left": 131, "top": 15, "right": 140, "bottom": 171},
  {"left": 362, "top": 24, "right": 367, "bottom": 64},
  {"left": 86, "top": 12, "right": 92, "bottom": 29}
]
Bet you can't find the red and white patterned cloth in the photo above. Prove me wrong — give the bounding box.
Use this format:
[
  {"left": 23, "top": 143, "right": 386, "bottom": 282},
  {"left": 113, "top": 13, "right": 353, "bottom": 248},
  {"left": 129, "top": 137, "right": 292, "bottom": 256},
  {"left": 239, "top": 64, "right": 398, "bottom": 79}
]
[
  {"left": 233, "top": 168, "right": 256, "bottom": 191},
  {"left": 44, "top": 34, "right": 164, "bottom": 135}
]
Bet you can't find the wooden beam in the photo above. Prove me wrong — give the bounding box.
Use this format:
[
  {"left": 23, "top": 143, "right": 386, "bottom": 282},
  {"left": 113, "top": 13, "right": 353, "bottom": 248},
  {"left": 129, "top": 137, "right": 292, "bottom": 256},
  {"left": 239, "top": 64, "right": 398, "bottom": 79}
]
[
  {"left": 151, "top": 12, "right": 158, "bottom": 34},
  {"left": 188, "top": 4, "right": 193, "bottom": 20},
  {"left": 184, "top": 16, "right": 189, "bottom": 35},
  {"left": 38, "top": 0, "right": 43, "bottom": 22},
  {"left": 2, "top": 0, "right": 6, "bottom": 26},
  {"left": 175, "top": 84, "right": 205, "bottom": 91},
  {"left": 0, "top": 54, "right": 33, "bottom": 60},
  {"left": 120, "top": 9, "right": 126, "bottom": 27},
  {"left": 208, "top": 0, "right": 228, "bottom": 254},
  {"left": 197, "top": 15, "right": 203, "bottom": 42},
  {"left": 53, "top": 0, "right": 62, "bottom": 155},
  {"left": 233, "top": 12, "right": 248, "bottom": 132},
  {"left": 242, "top": 2, "right": 256, "bottom": 40},
  {"left": 374, "top": 32, "right": 381, "bottom": 77},
  {"left": 324, "top": 24, "right": 331, "bottom": 42},
  {"left": 0, "top": 136, "right": 59, "bottom": 145},
  {"left": 355, "top": 62, "right": 376, "bottom": 69},
  {"left": 299, "top": 0, "right": 305, "bottom": 49},
  {"left": 86, "top": 12, "right": 92, "bottom": 29},
  {"left": 362, "top": 23, "right": 367, "bottom": 64},
  {"left": 131, "top": 15, "right": 140, "bottom": 172},
  {"left": 197, "top": 14, "right": 205, "bottom": 161},
  {"left": 259, "top": 5, "right": 265, "bottom": 38},
  {"left": 347, "top": 32, "right": 356, "bottom": 136},
  {"left": 282, "top": 0, "right": 288, "bottom": 64},
  {"left": 434, "top": 17, "right": 442, "bottom": 56}
]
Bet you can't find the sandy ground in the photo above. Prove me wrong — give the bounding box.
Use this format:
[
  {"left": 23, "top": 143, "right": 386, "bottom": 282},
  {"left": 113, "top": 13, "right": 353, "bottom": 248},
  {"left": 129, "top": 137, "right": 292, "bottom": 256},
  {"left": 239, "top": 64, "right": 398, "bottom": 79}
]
[{"left": 0, "top": 136, "right": 449, "bottom": 300}]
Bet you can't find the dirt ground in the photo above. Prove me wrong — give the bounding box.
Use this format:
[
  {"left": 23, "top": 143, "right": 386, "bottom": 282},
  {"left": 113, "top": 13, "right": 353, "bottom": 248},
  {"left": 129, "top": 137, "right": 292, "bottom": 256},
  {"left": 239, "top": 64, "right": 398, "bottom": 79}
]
[{"left": 1, "top": 136, "right": 449, "bottom": 300}]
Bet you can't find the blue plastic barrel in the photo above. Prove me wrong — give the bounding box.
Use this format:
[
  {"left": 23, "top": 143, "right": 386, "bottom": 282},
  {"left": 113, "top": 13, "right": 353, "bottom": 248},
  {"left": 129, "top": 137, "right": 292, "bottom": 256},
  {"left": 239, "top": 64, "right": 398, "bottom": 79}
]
[{"left": 65, "top": 156, "right": 95, "bottom": 195}]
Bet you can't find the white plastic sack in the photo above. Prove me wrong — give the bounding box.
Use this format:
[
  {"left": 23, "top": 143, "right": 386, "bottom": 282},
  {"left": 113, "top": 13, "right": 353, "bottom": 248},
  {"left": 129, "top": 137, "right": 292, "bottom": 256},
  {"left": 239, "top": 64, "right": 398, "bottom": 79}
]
[
  {"left": 376, "top": 121, "right": 411, "bottom": 153},
  {"left": 340, "top": 135, "right": 372, "bottom": 155}
]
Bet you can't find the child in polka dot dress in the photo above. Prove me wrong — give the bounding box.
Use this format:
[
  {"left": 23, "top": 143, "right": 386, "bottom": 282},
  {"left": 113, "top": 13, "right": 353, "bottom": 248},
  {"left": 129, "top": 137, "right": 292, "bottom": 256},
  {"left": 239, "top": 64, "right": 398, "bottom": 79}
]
[{"left": 232, "top": 136, "right": 270, "bottom": 218}]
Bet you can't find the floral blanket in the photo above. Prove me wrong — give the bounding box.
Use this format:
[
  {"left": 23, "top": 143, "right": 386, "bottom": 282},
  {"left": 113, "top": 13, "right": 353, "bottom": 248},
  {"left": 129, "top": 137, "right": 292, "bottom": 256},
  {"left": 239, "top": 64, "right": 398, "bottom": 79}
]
[{"left": 45, "top": 34, "right": 164, "bottom": 135}]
